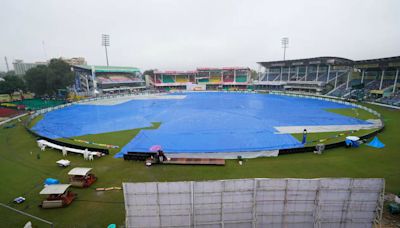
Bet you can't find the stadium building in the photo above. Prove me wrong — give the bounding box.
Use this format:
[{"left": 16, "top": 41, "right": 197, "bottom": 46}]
[
  {"left": 350, "top": 57, "right": 400, "bottom": 102},
  {"left": 256, "top": 56, "right": 400, "bottom": 105},
  {"left": 151, "top": 70, "right": 197, "bottom": 90},
  {"left": 149, "top": 67, "right": 251, "bottom": 90},
  {"left": 72, "top": 65, "right": 145, "bottom": 95},
  {"left": 255, "top": 57, "right": 353, "bottom": 94}
]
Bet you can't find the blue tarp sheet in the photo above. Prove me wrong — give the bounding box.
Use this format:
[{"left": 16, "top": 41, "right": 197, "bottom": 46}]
[
  {"left": 31, "top": 93, "right": 371, "bottom": 157},
  {"left": 44, "top": 178, "right": 60, "bottom": 185},
  {"left": 367, "top": 136, "right": 385, "bottom": 148}
]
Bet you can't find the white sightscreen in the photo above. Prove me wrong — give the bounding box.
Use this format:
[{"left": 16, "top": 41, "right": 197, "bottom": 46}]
[{"left": 123, "top": 178, "right": 384, "bottom": 228}]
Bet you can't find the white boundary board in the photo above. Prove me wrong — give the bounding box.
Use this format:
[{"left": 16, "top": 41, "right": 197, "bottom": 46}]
[{"left": 123, "top": 178, "right": 384, "bottom": 228}]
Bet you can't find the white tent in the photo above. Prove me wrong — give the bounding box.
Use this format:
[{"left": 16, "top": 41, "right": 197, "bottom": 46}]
[
  {"left": 68, "top": 167, "right": 92, "bottom": 176},
  {"left": 40, "top": 184, "right": 71, "bottom": 195}
]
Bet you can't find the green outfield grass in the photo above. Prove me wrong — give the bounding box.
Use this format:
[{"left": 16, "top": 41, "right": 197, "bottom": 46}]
[
  {"left": 326, "top": 107, "right": 378, "bottom": 120},
  {"left": 0, "top": 104, "right": 399, "bottom": 227}
]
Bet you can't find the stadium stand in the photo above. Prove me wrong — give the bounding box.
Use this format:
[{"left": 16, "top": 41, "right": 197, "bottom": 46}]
[
  {"left": 210, "top": 76, "right": 221, "bottom": 83},
  {"left": 198, "top": 78, "right": 209, "bottom": 83},
  {"left": 236, "top": 75, "right": 247, "bottom": 83},
  {"left": 12, "top": 99, "right": 65, "bottom": 110},
  {"left": 72, "top": 65, "right": 145, "bottom": 95},
  {"left": 379, "top": 92, "right": 400, "bottom": 106},
  {"left": 223, "top": 74, "right": 234, "bottom": 82},
  {"left": 162, "top": 75, "right": 175, "bottom": 83},
  {"left": 176, "top": 75, "right": 189, "bottom": 83},
  {"left": 155, "top": 75, "right": 162, "bottom": 83},
  {"left": 150, "top": 68, "right": 250, "bottom": 90},
  {"left": 256, "top": 56, "right": 400, "bottom": 101},
  {"left": 0, "top": 107, "right": 23, "bottom": 118}
]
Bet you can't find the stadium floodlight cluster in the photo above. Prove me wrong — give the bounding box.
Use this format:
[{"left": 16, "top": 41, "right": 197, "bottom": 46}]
[
  {"left": 281, "top": 37, "right": 289, "bottom": 61},
  {"left": 101, "top": 34, "right": 110, "bottom": 66}
]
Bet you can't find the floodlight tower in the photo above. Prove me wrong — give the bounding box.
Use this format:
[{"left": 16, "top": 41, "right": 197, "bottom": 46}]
[
  {"left": 4, "top": 56, "right": 9, "bottom": 72},
  {"left": 281, "top": 37, "right": 289, "bottom": 61},
  {"left": 102, "top": 34, "right": 110, "bottom": 66}
]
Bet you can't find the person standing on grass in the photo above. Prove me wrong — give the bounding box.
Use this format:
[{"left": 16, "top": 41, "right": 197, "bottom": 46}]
[{"left": 157, "top": 149, "right": 167, "bottom": 162}]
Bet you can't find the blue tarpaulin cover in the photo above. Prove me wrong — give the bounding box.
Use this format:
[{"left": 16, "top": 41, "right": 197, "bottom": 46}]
[
  {"left": 31, "top": 93, "right": 371, "bottom": 157},
  {"left": 366, "top": 136, "right": 385, "bottom": 148},
  {"left": 44, "top": 178, "right": 60, "bottom": 185}
]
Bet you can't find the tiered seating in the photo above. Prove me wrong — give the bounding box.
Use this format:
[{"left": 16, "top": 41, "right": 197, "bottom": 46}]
[
  {"left": 381, "top": 80, "right": 395, "bottom": 90},
  {"left": 198, "top": 78, "right": 209, "bottom": 83},
  {"left": 364, "top": 80, "right": 379, "bottom": 90},
  {"left": 270, "top": 74, "right": 280, "bottom": 81},
  {"left": 210, "top": 76, "right": 221, "bottom": 83},
  {"left": 0, "top": 107, "right": 23, "bottom": 118},
  {"left": 155, "top": 76, "right": 161, "bottom": 83},
  {"left": 176, "top": 76, "right": 189, "bottom": 83},
  {"left": 306, "top": 73, "right": 317, "bottom": 81},
  {"left": 316, "top": 73, "right": 328, "bottom": 82},
  {"left": 328, "top": 83, "right": 350, "bottom": 97},
  {"left": 289, "top": 73, "right": 298, "bottom": 80},
  {"left": 97, "top": 75, "right": 142, "bottom": 84},
  {"left": 108, "top": 76, "right": 135, "bottom": 83},
  {"left": 379, "top": 92, "right": 400, "bottom": 106},
  {"left": 12, "top": 99, "right": 65, "bottom": 110},
  {"left": 162, "top": 75, "right": 175, "bottom": 83},
  {"left": 235, "top": 76, "right": 247, "bottom": 83},
  {"left": 281, "top": 73, "right": 289, "bottom": 81},
  {"left": 223, "top": 74, "right": 234, "bottom": 82},
  {"left": 97, "top": 77, "right": 113, "bottom": 83}
]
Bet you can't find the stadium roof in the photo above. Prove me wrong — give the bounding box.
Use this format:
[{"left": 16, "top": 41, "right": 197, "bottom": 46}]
[
  {"left": 154, "top": 70, "right": 197, "bottom": 75},
  {"left": 197, "top": 67, "right": 250, "bottom": 71},
  {"left": 258, "top": 57, "right": 353, "bottom": 68},
  {"left": 353, "top": 56, "right": 400, "bottom": 69},
  {"left": 258, "top": 56, "right": 400, "bottom": 69},
  {"left": 73, "top": 65, "right": 140, "bottom": 73}
]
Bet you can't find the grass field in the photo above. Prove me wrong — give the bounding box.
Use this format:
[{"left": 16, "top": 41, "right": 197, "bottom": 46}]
[{"left": 0, "top": 104, "right": 399, "bottom": 227}]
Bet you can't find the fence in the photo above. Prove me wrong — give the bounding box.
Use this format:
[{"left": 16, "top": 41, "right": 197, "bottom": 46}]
[{"left": 123, "top": 178, "right": 385, "bottom": 228}]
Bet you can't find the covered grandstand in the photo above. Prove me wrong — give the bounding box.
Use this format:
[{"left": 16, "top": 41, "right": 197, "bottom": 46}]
[
  {"left": 256, "top": 56, "right": 400, "bottom": 106},
  {"left": 150, "top": 70, "right": 197, "bottom": 90},
  {"left": 150, "top": 67, "right": 251, "bottom": 90},
  {"left": 72, "top": 65, "right": 145, "bottom": 95},
  {"left": 197, "top": 67, "right": 250, "bottom": 90},
  {"left": 256, "top": 57, "right": 353, "bottom": 94},
  {"left": 353, "top": 56, "right": 400, "bottom": 104}
]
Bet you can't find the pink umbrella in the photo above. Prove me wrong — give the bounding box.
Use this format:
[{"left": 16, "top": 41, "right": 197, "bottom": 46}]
[{"left": 149, "top": 145, "right": 162, "bottom": 152}]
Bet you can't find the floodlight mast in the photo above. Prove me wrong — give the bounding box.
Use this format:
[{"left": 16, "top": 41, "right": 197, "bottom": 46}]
[
  {"left": 102, "top": 34, "right": 110, "bottom": 66},
  {"left": 281, "top": 37, "right": 289, "bottom": 61}
]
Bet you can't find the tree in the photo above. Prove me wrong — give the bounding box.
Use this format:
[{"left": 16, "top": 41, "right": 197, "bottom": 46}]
[
  {"left": 0, "top": 73, "right": 26, "bottom": 100},
  {"left": 24, "top": 66, "right": 49, "bottom": 96},
  {"left": 142, "top": 69, "right": 155, "bottom": 77},
  {"left": 250, "top": 70, "right": 259, "bottom": 80},
  {"left": 24, "top": 59, "right": 74, "bottom": 96}
]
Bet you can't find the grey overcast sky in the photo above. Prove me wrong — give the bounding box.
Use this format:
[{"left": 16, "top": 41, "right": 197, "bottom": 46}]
[{"left": 0, "top": 0, "right": 399, "bottom": 71}]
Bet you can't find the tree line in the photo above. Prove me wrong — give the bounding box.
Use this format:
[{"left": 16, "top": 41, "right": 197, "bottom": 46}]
[{"left": 0, "top": 59, "right": 74, "bottom": 100}]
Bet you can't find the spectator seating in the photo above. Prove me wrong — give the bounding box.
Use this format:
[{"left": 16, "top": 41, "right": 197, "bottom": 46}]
[
  {"left": 210, "top": 76, "right": 221, "bottom": 83},
  {"left": 176, "top": 76, "right": 189, "bottom": 83},
  {"left": 235, "top": 76, "right": 247, "bottom": 83},
  {"left": 223, "top": 75, "right": 234, "bottom": 82},
  {"left": 11, "top": 99, "right": 65, "bottom": 111},
  {"left": 162, "top": 75, "right": 175, "bottom": 83},
  {"left": 0, "top": 107, "right": 23, "bottom": 118}
]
